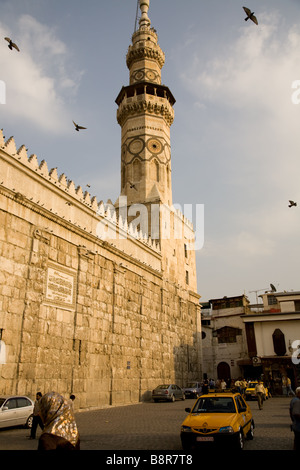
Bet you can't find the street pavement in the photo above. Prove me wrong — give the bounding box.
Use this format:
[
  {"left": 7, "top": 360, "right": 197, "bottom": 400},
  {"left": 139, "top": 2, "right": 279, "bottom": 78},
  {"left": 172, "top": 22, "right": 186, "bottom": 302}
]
[{"left": 0, "top": 396, "right": 295, "bottom": 451}]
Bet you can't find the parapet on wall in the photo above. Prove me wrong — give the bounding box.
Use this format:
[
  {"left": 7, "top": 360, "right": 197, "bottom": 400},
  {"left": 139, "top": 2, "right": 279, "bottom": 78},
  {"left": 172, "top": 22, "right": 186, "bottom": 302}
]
[{"left": 0, "top": 129, "right": 161, "bottom": 271}]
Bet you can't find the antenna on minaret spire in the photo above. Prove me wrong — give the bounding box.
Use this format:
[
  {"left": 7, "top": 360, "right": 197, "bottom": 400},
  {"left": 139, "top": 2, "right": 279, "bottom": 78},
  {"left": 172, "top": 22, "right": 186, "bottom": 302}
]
[{"left": 134, "top": 0, "right": 139, "bottom": 32}]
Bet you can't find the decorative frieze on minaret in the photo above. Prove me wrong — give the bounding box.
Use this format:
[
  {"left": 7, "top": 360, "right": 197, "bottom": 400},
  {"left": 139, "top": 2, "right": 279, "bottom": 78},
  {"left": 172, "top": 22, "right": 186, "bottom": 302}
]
[{"left": 116, "top": 0, "right": 175, "bottom": 209}]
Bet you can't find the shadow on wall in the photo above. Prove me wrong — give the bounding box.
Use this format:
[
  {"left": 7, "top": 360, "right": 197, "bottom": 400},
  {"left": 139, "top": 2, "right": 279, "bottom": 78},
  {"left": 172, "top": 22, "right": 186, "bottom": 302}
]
[{"left": 174, "top": 332, "right": 202, "bottom": 388}]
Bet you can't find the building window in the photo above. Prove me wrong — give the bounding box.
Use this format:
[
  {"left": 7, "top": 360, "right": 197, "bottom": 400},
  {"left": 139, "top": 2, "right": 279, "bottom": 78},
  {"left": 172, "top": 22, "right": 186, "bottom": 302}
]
[
  {"left": 212, "top": 298, "right": 243, "bottom": 310},
  {"left": 294, "top": 300, "right": 300, "bottom": 311},
  {"left": 268, "top": 295, "right": 277, "bottom": 306},
  {"left": 185, "top": 270, "right": 189, "bottom": 285},
  {"left": 184, "top": 243, "right": 188, "bottom": 258},
  {"left": 272, "top": 328, "right": 286, "bottom": 356},
  {"left": 216, "top": 326, "right": 242, "bottom": 344}
]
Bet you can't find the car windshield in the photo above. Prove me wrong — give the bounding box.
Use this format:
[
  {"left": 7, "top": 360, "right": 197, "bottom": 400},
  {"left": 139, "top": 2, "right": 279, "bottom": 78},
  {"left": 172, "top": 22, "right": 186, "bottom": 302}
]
[
  {"left": 192, "top": 397, "right": 236, "bottom": 413},
  {"left": 248, "top": 383, "right": 257, "bottom": 388},
  {"left": 0, "top": 398, "right": 6, "bottom": 407},
  {"left": 156, "top": 385, "right": 170, "bottom": 390},
  {"left": 186, "top": 383, "right": 198, "bottom": 388}
]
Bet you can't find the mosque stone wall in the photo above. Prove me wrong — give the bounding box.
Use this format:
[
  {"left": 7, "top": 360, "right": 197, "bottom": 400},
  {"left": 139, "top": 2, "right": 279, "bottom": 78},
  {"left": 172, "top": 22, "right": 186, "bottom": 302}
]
[{"left": 0, "top": 133, "right": 202, "bottom": 409}]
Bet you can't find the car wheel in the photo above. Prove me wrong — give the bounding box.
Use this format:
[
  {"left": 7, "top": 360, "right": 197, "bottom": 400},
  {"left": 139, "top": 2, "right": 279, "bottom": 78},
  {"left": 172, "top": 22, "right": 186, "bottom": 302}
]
[
  {"left": 171, "top": 394, "right": 175, "bottom": 402},
  {"left": 235, "top": 429, "right": 244, "bottom": 450},
  {"left": 181, "top": 394, "right": 185, "bottom": 401},
  {"left": 26, "top": 414, "right": 33, "bottom": 429},
  {"left": 246, "top": 421, "right": 254, "bottom": 440}
]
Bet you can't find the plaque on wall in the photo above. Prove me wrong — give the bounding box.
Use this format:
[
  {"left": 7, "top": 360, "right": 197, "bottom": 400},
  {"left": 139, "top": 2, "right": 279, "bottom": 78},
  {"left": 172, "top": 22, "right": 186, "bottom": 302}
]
[{"left": 44, "top": 263, "right": 77, "bottom": 310}]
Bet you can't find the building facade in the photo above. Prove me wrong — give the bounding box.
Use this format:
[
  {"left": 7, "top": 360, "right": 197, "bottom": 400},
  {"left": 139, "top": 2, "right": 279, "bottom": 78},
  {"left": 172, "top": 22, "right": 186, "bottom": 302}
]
[
  {"left": 242, "top": 291, "right": 300, "bottom": 393},
  {"left": 0, "top": 1, "right": 201, "bottom": 409},
  {"left": 201, "top": 295, "right": 250, "bottom": 381}
]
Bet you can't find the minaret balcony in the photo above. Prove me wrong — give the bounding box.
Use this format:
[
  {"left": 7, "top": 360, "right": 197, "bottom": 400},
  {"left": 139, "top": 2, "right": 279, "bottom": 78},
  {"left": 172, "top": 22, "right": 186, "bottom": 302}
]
[
  {"left": 126, "top": 41, "right": 165, "bottom": 69},
  {"left": 116, "top": 83, "right": 175, "bottom": 126}
]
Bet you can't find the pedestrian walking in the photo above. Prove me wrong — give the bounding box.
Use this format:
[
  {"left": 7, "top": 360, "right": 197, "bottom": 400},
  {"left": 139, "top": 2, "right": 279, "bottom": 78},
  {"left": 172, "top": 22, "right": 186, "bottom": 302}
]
[
  {"left": 241, "top": 378, "right": 248, "bottom": 396},
  {"left": 38, "top": 391, "right": 80, "bottom": 450},
  {"left": 282, "top": 376, "right": 288, "bottom": 396},
  {"left": 235, "top": 378, "right": 242, "bottom": 393},
  {"left": 220, "top": 379, "right": 227, "bottom": 390},
  {"left": 255, "top": 380, "right": 266, "bottom": 410},
  {"left": 287, "top": 377, "right": 295, "bottom": 397},
  {"left": 290, "top": 387, "right": 300, "bottom": 451},
  {"left": 29, "top": 392, "right": 44, "bottom": 439},
  {"left": 202, "top": 379, "right": 209, "bottom": 394}
]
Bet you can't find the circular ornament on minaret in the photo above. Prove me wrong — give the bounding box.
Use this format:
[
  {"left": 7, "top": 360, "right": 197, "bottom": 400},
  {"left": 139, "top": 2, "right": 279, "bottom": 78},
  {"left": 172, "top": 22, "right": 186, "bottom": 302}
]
[
  {"left": 128, "top": 138, "right": 145, "bottom": 155},
  {"left": 145, "top": 70, "right": 158, "bottom": 81},
  {"left": 147, "top": 138, "right": 163, "bottom": 154},
  {"left": 133, "top": 70, "right": 145, "bottom": 81}
]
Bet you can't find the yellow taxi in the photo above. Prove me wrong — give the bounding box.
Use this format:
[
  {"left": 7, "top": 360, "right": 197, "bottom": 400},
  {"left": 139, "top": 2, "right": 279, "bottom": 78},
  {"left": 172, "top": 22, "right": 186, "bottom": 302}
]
[
  {"left": 244, "top": 381, "right": 269, "bottom": 401},
  {"left": 180, "top": 392, "right": 254, "bottom": 450}
]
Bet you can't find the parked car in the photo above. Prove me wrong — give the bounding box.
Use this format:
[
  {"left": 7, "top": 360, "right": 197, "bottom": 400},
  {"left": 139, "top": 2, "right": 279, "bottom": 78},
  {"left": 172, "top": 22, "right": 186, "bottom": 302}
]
[
  {"left": 244, "top": 381, "right": 269, "bottom": 401},
  {"left": 152, "top": 384, "right": 185, "bottom": 402},
  {"left": 0, "top": 395, "right": 34, "bottom": 429},
  {"left": 183, "top": 382, "right": 202, "bottom": 399},
  {"left": 181, "top": 392, "right": 254, "bottom": 450}
]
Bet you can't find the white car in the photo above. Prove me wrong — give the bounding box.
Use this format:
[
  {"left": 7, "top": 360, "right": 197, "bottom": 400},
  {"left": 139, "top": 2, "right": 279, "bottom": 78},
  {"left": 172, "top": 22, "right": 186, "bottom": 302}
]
[{"left": 0, "top": 396, "right": 34, "bottom": 429}]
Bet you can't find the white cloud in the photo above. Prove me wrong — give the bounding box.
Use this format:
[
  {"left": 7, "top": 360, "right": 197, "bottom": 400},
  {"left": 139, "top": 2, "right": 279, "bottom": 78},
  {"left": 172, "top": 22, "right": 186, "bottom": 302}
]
[
  {"left": 0, "top": 14, "right": 84, "bottom": 133},
  {"left": 181, "top": 11, "right": 300, "bottom": 256}
]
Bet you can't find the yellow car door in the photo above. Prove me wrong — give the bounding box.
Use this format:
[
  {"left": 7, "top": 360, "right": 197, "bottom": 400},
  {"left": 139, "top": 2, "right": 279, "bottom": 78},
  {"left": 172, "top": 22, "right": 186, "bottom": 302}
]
[{"left": 234, "top": 395, "right": 253, "bottom": 438}]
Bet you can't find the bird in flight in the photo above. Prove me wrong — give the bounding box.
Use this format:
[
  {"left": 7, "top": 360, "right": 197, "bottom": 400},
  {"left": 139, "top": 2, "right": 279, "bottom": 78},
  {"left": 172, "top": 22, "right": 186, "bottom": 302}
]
[
  {"left": 288, "top": 200, "right": 297, "bottom": 208},
  {"left": 4, "top": 37, "right": 20, "bottom": 51},
  {"left": 128, "top": 181, "right": 137, "bottom": 191},
  {"left": 72, "top": 120, "right": 87, "bottom": 131},
  {"left": 243, "top": 7, "right": 258, "bottom": 25}
]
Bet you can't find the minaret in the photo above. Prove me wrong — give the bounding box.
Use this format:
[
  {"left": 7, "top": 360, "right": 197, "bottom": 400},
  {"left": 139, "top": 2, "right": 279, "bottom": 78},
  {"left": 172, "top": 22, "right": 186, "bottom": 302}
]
[
  {"left": 115, "top": 0, "right": 175, "bottom": 213},
  {"left": 115, "top": 1, "right": 198, "bottom": 292}
]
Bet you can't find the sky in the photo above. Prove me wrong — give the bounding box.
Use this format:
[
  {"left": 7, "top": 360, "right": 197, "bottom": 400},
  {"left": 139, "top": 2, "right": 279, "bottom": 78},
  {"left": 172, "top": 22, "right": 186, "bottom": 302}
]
[{"left": 1, "top": 0, "right": 300, "bottom": 304}]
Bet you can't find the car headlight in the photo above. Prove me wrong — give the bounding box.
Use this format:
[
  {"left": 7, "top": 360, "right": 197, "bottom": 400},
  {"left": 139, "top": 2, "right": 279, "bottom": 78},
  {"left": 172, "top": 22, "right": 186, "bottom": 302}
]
[
  {"left": 181, "top": 426, "right": 193, "bottom": 433},
  {"left": 219, "top": 426, "right": 234, "bottom": 434}
]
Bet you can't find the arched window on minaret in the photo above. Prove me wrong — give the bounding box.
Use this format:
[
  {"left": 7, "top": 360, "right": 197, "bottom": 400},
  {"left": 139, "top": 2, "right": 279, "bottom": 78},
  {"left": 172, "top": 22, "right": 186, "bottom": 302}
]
[
  {"left": 121, "top": 164, "right": 126, "bottom": 189},
  {"left": 166, "top": 165, "right": 170, "bottom": 188},
  {"left": 133, "top": 159, "right": 141, "bottom": 182},
  {"left": 151, "top": 159, "right": 159, "bottom": 182}
]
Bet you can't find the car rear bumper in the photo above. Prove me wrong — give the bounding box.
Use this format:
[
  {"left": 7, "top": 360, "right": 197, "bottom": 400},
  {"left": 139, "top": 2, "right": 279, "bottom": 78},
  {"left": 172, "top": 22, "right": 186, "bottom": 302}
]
[
  {"left": 184, "top": 392, "right": 198, "bottom": 398},
  {"left": 152, "top": 395, "right": 173, "bottom": 401}
]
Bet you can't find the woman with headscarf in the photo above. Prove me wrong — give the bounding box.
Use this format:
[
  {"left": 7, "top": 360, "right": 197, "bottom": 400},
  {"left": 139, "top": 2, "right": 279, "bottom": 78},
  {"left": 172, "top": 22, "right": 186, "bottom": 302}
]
[{"left": 38, "top": 391, "right": 80, "bottom": 450}]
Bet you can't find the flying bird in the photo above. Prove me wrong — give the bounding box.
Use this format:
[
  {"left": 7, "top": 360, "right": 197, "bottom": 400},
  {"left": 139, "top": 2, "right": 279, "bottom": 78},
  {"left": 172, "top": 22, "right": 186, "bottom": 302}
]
[
  {"left": 72, "top": 120, "right": 87, "bottom": 131},
  {"left": 243, "top": 7, "right": 258, "bottom": 25},
  {"left": 128, "top": 181, "right": 137, "bottom": 190},
  {"left": 4, "top": 37, "right": 20, "bottom": 51},
  {"left": 288, "top": 200, "right": 297, "bottom": 208}
]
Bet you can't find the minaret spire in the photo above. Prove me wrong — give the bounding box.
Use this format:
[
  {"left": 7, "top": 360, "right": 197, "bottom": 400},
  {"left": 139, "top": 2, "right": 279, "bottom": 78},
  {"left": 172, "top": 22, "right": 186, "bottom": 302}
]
[{"left": 139, "top": 0, "right": 151, "bottom": 28}]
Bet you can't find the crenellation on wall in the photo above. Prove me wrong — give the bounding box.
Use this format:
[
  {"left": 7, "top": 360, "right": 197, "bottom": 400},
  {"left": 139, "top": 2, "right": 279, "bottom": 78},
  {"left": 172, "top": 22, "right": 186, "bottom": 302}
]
[{"left": 0, "top": 131, "right": 161, "bottom": 258}]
